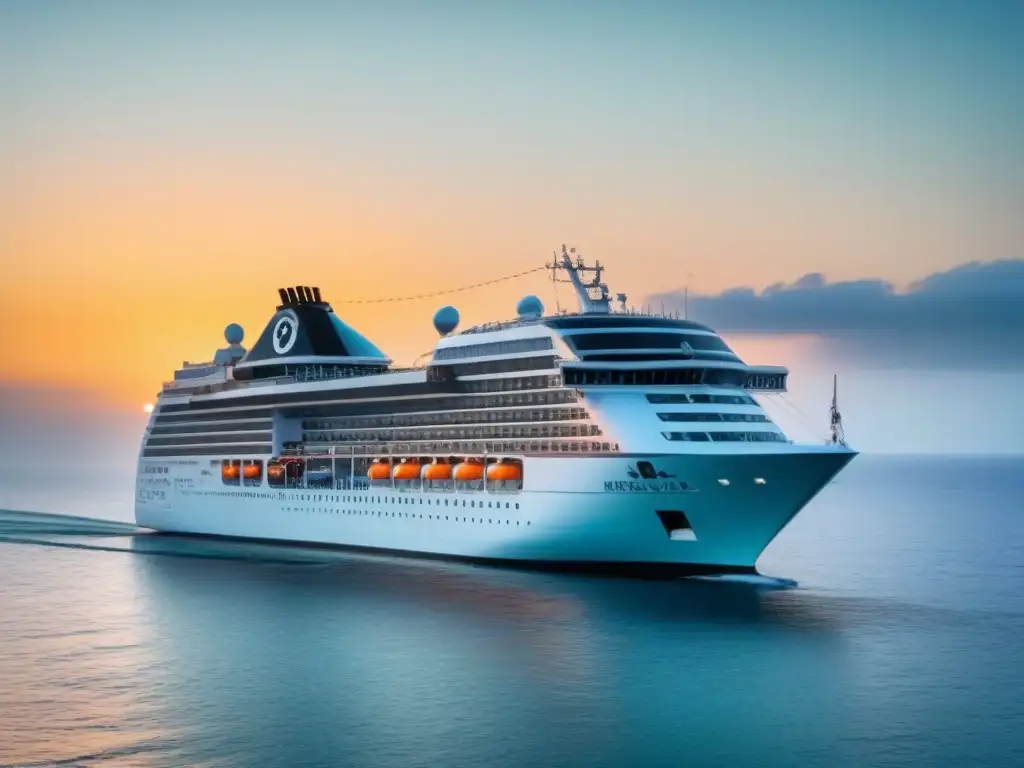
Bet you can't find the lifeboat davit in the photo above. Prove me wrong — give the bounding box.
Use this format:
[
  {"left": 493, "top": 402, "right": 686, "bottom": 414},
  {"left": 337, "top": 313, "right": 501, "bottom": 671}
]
[
  {"left": 453, "top": 459, "right": 483, "bottom": 482},
  {"left": 274, "top": 457, "right": 304, "bottom": 478},
  {"left": 368, "top": 460, "right": 391, "bottom": 481},
  {"left": 392, "top": 459, "right": 422, "bottom": 481},
  {"left": 486, "top": 460, "right": 522, "bottom": 483},
  {"left": 242, "top": 463, "right": 261, "bottom": 480},
  {"left": 422, "top": 460, "right": 452, "bottom": 481}
]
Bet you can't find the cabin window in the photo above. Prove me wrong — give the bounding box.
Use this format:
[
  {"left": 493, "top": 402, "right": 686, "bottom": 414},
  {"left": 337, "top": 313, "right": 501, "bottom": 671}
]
[
  {"left": 661, "top": 431, "right": 712, "bottom": 442},
  {"left": 658, "top": 413, "right": 770, "bottom": 423}
]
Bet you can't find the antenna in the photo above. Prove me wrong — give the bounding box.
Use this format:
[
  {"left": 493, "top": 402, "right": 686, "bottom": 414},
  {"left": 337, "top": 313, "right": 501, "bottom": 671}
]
[
  {"left": 829, "top": 374, "right": 847, "bottom": 446},
  {"left": 549, "top": 252, "right": 563, "bottom": 314},
  {"left": 548, "top": 245, "right": 613, "bottom": 314}
]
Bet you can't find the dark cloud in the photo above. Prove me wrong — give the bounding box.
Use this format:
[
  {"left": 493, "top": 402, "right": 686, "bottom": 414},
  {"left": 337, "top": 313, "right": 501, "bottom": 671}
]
[{"left": 649, "top": 260, "right": 1024, "bottom": 369}]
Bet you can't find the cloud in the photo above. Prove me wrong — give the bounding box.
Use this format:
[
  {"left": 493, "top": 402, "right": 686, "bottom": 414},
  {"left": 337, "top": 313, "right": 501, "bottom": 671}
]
[{"left": 648, "top": 259, "right": 1024, "bottom": 369}]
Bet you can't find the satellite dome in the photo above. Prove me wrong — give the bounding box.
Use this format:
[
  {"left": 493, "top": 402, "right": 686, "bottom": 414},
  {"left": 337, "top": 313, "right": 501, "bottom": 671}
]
[
  {"left": 224, "top": 323, "right": 245, "bottom": 345},
  {"left": 433, "top": 305, "right": 460, "bottom": 336},
  {"left": 516, "top": 295, "right": 544, "bottom": 320}
]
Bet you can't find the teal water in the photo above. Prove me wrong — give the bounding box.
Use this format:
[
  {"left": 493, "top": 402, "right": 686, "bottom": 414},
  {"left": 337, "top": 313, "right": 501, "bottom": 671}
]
[{"left": 0, "top": 456, "right": 1022, "bottom": 767}]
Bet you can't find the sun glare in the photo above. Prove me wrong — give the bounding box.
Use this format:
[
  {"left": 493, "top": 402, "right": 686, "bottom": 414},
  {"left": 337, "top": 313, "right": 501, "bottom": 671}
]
[{"left": 143, "top": 403, "right": 154, "bottom": 414}]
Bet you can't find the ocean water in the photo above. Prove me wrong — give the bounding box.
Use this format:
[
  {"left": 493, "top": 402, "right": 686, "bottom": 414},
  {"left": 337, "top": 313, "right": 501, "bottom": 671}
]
[{"left": 1, "top": 455, "right": 1022, "bottom": 768}]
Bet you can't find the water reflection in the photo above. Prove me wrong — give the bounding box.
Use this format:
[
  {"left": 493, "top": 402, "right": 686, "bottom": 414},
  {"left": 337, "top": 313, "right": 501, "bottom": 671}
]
[
  {"left": 125, "top": 535, "right": 851, "bottom": 768},
  {"left": 0, "top": 512, "right": 849, "bottom": 768}
]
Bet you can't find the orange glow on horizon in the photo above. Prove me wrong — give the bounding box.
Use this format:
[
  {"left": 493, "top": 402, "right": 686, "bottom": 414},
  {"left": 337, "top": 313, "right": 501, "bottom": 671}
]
[{"left": 0, "top": 151, "right": 992, "bottom": 405}]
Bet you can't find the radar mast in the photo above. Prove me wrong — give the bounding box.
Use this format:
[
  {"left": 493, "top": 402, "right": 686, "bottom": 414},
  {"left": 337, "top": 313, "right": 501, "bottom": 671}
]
[
  {"left": 547, "top": 245, "right": 613, "bottom": 314},
  {"left": 830, "top": 374, "right": 847, "bottom": 446}
]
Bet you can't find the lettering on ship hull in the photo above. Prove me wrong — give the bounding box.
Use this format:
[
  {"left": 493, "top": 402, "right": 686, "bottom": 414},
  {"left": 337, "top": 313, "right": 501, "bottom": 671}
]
[
  {"left": 606, "top": 462, "right": 694, "bottom": 493},
  {"left": 603, "top": 480, "right": 694, "bottom": 493}
]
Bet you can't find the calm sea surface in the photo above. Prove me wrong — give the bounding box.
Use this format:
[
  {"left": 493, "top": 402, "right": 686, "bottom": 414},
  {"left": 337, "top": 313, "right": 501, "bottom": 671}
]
[{"left": 1, "top": 455, "right": 1022, "bottom": 768}]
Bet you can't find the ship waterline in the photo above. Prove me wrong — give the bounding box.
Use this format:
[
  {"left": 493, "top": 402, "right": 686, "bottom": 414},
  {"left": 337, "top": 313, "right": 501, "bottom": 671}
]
[{"left": 136, "top": 249, "right": 856, "bottom": 575}]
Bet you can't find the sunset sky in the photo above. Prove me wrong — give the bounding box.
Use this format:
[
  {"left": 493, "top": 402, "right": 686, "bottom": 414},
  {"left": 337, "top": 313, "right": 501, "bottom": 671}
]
[{"left": 2, "top": 0, "right": 1022, "bottom": 458}]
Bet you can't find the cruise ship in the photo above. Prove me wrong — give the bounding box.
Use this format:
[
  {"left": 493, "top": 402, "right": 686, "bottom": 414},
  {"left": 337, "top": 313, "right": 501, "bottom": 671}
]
[{"left": 135, "top": 247, "right": 856, "bottom": 576}]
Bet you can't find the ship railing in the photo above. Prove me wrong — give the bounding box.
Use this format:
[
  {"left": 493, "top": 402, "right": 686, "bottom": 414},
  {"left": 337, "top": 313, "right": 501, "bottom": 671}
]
[{"left": 458, "top": 308, "right": 693, "bottom": 336}]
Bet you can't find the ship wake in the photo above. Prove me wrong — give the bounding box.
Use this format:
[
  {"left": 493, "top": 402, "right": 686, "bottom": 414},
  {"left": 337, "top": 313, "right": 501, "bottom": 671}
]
[{"left": 0, "top": 508, "right": 366, "bottom": 565}]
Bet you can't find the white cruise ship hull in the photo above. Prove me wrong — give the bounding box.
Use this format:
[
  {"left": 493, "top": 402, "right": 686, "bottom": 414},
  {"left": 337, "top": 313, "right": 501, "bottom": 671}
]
[{"left": 135, "top": 448, "right": 854, "bottom": 576}]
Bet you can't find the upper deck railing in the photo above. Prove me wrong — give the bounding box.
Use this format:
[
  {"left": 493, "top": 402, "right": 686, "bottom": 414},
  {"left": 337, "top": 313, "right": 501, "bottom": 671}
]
[
  {"left": 163, "top": 362, "right": 424, "bottom": 395},
  {"left": 459, "top": 307, "right": 690, "bottom": 336}
]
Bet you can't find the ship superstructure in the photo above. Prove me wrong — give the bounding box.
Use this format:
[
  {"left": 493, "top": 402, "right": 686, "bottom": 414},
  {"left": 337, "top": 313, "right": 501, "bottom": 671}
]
[{"left": 136, "top": 247, "right": 855, "bottom": 576}]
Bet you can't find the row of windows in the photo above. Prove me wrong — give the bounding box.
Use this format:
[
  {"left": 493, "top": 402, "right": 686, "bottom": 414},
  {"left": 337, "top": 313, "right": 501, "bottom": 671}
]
[
  {"left": 156, "top": 381, "right": 574, "bottom": 427},
  {"left": 302, "top": 407, "right": 591, "bottom": 432},
  {"left": 150, "top": 419, "right": 272, "bottom": 436},
  {"left": 433, "top": 337, "right": 553, "bottom": 361},
  {"left": 295, "top": 440, "right": 620, "bottom": 455},
  {"left": 160, "top": 380, "right": 431, "bottom": 413},
  {"left": 582, "top": 352, "right": 739, "bottom": 363},
  {"left": 292, "top": 389, "right": 578, "bottom": 421},
  {"left": 460, "top": 374, "right": 562, "bottom": 393},
  {"left": 154, "top": 408, "right": 275, "bottom": 425},
  {"left": 163, "top": 372, "right": 569, "bottom": 420},
  {"left": 564, "top": 367, "right": 748, "bottom": 387},
  {"left": 304, "top": 423, "right": 603, "bottom": 444},
  {"left": 447, "top": 355, "right": 558, "bottom": 378},
  {"left": 568, "top": 332, "right": 734, "bottom": 354},
  {"left": 657, "top": 413, "right": 770, "bottom": 423},
  {"left": 289, "top": 364, "right": 388, "bottom": 383},
  {"left": 662, "top": 431, "right": 789, "bottom": 443},
  {"left": 143, "top": 443, "right": 271, "bottom": 457},
  {"left": 746, "top": 373, "right": 787, "bottom": 391},
  {"left": 237, "top": 363, "right": 387, "bottom": 383},
  {"left": 647, "top": 393, "right": 756, "bottom": 405},
  {"left": 148, "top": 431, "right": 272, "bottom": 448}
]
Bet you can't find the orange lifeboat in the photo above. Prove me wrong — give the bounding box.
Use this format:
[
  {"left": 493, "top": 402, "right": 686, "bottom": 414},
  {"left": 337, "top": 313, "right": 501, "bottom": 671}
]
[
  {"left": 422, "top": 460, "right": 452, "bottom": 481},
  {"left": 267, "top": 463, "right": 286, "bottom": 481},
  {"left": 243, "top": 463, "right": 262, "bottom": 480},
  {"left": 486, "top": 461, "right": 522, "bottom": 483},
  {"left": 392, "top": 459, "right": 422, "bottom": 481},
  {"left": 453, "top": 459, "right": 483, "bottom": 482},
  {"left": 221, "top": 463, "right": 240, "bottom": 481},
  {"left": 368, "top": 460, "right": 391, "bottom": 481}
]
